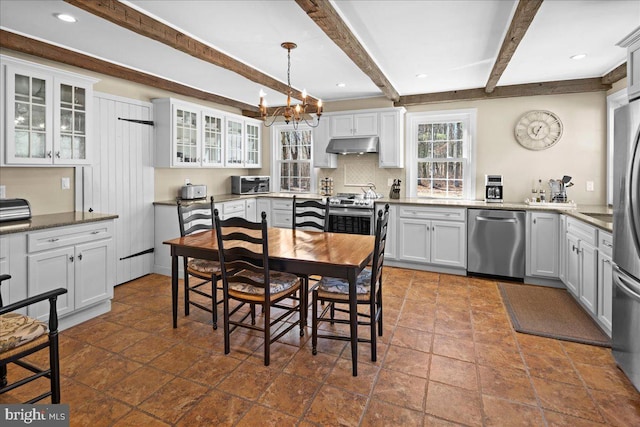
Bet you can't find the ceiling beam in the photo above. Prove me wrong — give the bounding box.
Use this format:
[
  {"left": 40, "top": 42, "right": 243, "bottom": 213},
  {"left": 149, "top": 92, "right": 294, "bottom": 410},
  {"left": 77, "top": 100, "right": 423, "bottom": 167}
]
[
  {"left": 485, "top": 0, "right": 544, "bottom": 93},
  {"left": 396, "top": 77, "right": 611, "bottom": 106},
  {"left": 0, "top": 30, "right": 258, "bottom": 112},
  {"left": 64, "top": 0, "right": 315, "bottom": 104},
  {"left": 601, "top": 63, "right": 627, "bottom": 85},
  {"left": 295, "top": 0, "right": 400, "bottom": 102}
]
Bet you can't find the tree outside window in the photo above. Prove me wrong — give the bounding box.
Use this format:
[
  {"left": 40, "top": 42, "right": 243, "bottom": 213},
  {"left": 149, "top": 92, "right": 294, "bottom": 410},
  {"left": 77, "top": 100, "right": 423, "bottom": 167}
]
[{"left": 278, "top": 128, "right": 312, "bottom": 192}]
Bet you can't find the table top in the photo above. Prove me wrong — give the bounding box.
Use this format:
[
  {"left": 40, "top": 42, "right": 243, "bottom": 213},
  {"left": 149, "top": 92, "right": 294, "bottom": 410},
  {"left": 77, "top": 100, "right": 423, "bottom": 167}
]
[{"left": 164, "top": 228, "right": 376, "bottom": 269}]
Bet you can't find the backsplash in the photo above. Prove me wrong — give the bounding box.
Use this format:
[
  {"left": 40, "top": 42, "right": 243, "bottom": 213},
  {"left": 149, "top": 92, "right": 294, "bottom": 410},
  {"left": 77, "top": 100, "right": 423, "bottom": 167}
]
[{"left": 319, "top": 154, "right": 404, "bottom": 197}]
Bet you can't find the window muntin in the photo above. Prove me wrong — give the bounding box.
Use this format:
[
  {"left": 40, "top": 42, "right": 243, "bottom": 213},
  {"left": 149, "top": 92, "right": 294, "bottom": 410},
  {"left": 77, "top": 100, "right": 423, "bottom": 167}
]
[{"left": 278, "top": 128, "right": 312, "bottom": 192}]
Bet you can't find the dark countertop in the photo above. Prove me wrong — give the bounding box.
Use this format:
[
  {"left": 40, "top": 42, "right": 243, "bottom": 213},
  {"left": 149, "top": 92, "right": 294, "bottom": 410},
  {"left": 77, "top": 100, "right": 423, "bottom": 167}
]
[
  {"left": 154, "top": 193, "right": 613, "bottom": 233},
  {"left": 0, "top": 212, "right": 119, "bottom": 235}
]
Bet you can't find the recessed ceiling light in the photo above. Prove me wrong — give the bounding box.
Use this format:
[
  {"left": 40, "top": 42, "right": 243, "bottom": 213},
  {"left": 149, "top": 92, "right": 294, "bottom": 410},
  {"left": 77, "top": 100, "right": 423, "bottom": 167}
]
[
  {"left": 416, "top": 73, "right": 428, "bottom": 78},
  {"left": 336, "top": 83, "right": 346, "bottom": 88},
  {"left": 570, "top": 53, "right": 587, "bottom": 60},
  {"left": 55, "top": 13, "right": 77, "bottom": 23}
]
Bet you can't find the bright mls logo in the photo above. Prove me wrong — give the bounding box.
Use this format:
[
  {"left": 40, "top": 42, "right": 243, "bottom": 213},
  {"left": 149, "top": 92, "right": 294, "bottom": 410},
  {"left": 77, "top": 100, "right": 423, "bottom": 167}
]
[{"left": 2, "top": 405, "right": 69, "bottom": 426}]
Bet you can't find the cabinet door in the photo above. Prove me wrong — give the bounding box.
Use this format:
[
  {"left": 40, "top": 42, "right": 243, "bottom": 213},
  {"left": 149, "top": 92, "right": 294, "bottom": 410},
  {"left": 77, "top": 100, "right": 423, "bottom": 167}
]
[
  {"left": 75, "top": 239, "right": 114, "bottom": 309},
  {"left": 173, "top": 104, "right": 200, "bottom": 166},
  {"left": 559, "top": 215, "right": 567, "bottom": 282},
  {"left": 565, "top": 233, "right": 580, "bottom": 296},
  {"left": 244, "top": 121, "right": 261, "bottom": 168},
  {"left": 579, "top": 241, "right": 598, "bottom": 315},
  {"left": 257, "top": 199, "right": 271, "bottom": 223},
  {"left": 378, "top": 110, "right": 403, "bottom": 168},
  {"left": 398, "top": 218, "right": 430, "bottom": 263},
  {"left": 271, "top": 209, "right": 292, "bottom": 228},
  {"left": 27, "top": 247, "right": 75, "bottom": 321},
  {"left": 312, "top": 117, "right": 336, "bottom": 168},
  {"left": 54, "top": 78, "right": 91, "bottom": 164},
  {"left": 597, "top": 252, "right": 613, "bottom": 333},
  {"left": 330, "top": 115, "right": 354, "bottom": 137},
  {"left": 202, "top": 110, "right": 224, "bottom": 166},
  {"left": 528, "top": 212, "right": 559, "bottom": 278},
  {"left": 431, "top": 220, "right": 466, "bottom": 268},
  {"left": 383, "top": 204, "right": 397, "bottom": 260},
  {"left": 353, "top": 112, "right": 378, "bottom": 136},
  {"left": 628, "top": 37, "right": 640, "bottom": 100},
  {"left": 5, "top": 65, "right": 53, "bottom": 165},
  {"left": 246, "top": 198, "right": 257, "bottom": 222},
  {"left": 225, "top": 117, "right": 244, "bottom": 166}
]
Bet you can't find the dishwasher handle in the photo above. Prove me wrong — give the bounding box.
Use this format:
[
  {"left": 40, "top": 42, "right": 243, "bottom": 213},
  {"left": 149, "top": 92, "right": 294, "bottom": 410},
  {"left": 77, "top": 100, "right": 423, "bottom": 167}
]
[{"left": 475, "top": 216, "right": 517, "bottom": 223}]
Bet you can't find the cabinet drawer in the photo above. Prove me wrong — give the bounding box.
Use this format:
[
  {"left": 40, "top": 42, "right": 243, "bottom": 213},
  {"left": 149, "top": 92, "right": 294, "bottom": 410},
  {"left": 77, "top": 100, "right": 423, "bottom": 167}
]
[
  {"left": 222, "top": 200, "right": 245, "bottom": 215},
  {"left": 598, "top": 231, "right": 613, "bottom": 257},
  {"left": 399, "top": 206, "right": 465, "bottom": 221},
  {"left": 28, "top": 222, "right": 113, "bottom": 253},
  {"left": 271, "top": 199, "right": 293, "bottom": 210},
  {"left": 566, "top": 217, "right": 597, "bottom": 245}
]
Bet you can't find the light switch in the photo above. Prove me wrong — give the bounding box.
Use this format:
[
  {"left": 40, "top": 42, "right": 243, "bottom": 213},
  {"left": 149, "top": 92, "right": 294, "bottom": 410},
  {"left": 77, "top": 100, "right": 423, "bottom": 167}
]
[
  {"left": 61, "top": 177, "right": 70, "bottom": 190},
  {"left": 586, "top": 181, "right": 594, "bottom": 192},
  {"left": 0, "top": 185, "right": 5, "bottom": 199}
]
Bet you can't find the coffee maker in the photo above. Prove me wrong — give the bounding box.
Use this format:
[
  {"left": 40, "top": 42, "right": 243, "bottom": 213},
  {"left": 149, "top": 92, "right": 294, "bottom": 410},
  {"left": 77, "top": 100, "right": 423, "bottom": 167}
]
[{"left": 485, "top": 175, "right": 503, "bottom": 203}]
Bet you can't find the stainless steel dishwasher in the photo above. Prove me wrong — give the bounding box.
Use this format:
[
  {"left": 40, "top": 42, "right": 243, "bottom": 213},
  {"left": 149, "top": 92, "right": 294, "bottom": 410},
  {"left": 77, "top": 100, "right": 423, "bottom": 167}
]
[{"left": 467, "top": 209, "right": 526, "bottom": 279}]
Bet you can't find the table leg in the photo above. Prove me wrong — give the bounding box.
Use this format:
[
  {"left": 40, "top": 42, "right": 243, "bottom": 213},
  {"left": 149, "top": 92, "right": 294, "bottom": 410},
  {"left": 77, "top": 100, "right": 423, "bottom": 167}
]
[
  {"left": 172, "top": 253, "right": 178, "bottom": 328},
  {"left": 348, "top": 269, "right": 358, "bottom": 376}
]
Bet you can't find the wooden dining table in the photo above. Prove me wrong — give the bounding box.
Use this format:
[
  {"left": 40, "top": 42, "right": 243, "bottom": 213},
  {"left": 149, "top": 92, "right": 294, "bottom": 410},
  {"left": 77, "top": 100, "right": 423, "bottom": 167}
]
[{"left": 164, "top": 227, "right": 375, "bottom": 376}]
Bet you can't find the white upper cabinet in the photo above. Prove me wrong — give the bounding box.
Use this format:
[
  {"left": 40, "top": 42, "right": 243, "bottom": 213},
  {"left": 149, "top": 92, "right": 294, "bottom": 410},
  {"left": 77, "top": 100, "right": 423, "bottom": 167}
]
[
  {"left": 312, "top": 116, "right": 336, "bottom": 168},
  {"left": 153, "top": 97, "right": 261, "bottom": 168},
  {"left": 330, "top": 112, "right": 378, "bottom": 137},
  {"left": 618, "top": 27, "right": 640, "bottom": 101},
  {"left": 3, "top": 56, "right": 97, "bottom": 165},
  {"left": 378, "top": 108, "right": 405, "bottom": 168}
]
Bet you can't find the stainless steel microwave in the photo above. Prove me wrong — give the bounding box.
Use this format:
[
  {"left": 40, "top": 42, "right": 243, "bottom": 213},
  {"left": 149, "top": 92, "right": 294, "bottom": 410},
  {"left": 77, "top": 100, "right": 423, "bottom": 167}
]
[{"left": 231, "top": 176, "right": 270, "bottom": 194}]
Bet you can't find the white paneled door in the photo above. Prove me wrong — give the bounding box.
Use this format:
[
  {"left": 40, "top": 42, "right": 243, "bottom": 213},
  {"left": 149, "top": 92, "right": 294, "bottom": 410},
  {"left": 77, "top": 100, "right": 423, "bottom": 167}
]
[{"left": 78, "top": 93, "right": 154, "bottom": 284}]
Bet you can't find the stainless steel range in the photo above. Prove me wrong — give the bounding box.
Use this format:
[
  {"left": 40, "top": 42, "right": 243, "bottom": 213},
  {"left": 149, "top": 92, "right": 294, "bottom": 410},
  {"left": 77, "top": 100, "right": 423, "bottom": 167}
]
[{"left": 328, "top": 193, "right": 376, "bottom": 235}]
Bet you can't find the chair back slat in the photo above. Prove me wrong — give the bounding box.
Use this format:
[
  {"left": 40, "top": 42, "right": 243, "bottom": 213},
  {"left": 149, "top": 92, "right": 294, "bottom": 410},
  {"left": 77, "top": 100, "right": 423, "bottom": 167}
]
[
  {"left": 370, "top": 204, "right": 390, "bottom": 290},
  {"left": 178, "top": 197, "right": 215, "bottom": 237},
  {"left": 214, "top": 210, "right": 272, "bottom": 296},
  {"left": 292, "top": 195, "right": 330, "bottom": 231}
]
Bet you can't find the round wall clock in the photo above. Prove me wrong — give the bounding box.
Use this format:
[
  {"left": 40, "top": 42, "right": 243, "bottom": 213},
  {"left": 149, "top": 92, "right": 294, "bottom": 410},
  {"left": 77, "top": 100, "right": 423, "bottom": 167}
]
[{"left": 514, "top": 110, "right": 563, "bottom": 150}]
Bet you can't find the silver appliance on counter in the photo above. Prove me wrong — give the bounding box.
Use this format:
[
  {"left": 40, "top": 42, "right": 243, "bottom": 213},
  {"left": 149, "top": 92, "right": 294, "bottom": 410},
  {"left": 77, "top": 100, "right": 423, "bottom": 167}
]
[
  {"left": 231, "top": 176, "right": 270, "bottom": 194},
  {"left": 467, "top": 209, "right": 525, "bottom": 279},
  {"left": 327, "top": 193, "right": 377, "bottom": 235},
  {"left": 0, "top": 198, "right": 32, "bottom": 222},
  {"left": 548, "top": 175, "right": 574, "bottom": 203},
  {"left": 612, "top": 98, "right": 640, "bottom": 392},
  {"left": 180, "top": 184, "right": 207, "bottom": 200},
  {"left": 484, "top": 175, "right": 503, "bottom": 203}
]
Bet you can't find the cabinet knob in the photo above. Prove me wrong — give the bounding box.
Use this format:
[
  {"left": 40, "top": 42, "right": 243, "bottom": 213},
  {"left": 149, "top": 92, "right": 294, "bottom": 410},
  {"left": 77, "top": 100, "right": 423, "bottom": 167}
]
[
  {"left": 47, "top": 151, "right": 52, "bottom": 158},
  {"left": 572, "top": 245, "right": 576, "bottom": 252},
  {"left": 49, "top": 238, "right": 59, "bottom": 242},
  {"left": 533, "top": 219, "right": 537, "bottom": 224},
  {"left": 78, "top": 253, "right": 83, "bottom": 260},
  {"left": 69, "top": 255, "right": 74, "bottom": 262},
  {"left": 56, "top": 151, "right": 61, "bottom": 158}
]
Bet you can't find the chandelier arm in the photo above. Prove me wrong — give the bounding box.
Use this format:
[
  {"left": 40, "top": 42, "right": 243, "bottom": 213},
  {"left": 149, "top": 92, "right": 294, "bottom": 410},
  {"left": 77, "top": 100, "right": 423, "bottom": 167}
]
[
  {"left": 300, "top": 117, "right": 321, "bottom": 128},
  {"left": 263, "top": 107, "right": 284, "bottom": 128}
]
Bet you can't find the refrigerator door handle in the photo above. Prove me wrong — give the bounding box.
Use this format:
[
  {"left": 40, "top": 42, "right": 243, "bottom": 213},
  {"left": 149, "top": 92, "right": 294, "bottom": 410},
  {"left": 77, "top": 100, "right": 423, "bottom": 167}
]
[
  {"left": 614, "top": 265, "right": 640, "bottom": 301},
  {"left": 628, "top": 128, "right": 640, "bottom": 257}
]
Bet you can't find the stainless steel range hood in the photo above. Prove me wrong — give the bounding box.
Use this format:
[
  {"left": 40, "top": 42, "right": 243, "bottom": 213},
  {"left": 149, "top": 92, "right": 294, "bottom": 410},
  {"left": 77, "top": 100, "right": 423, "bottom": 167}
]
[{"left": 325, "top": 136, "right": 379, "bottom": 154}]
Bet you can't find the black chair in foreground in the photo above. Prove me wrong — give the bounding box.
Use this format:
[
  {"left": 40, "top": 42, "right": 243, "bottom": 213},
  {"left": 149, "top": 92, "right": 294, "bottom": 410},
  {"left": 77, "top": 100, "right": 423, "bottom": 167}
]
[{"left": 0, "top": 274, "right": 67, "bottom": 403}]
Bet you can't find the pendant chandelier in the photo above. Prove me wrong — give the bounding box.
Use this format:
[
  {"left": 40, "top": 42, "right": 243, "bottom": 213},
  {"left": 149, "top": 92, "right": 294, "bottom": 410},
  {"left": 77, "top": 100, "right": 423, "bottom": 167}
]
[{"left": 259, "top": 42, "right": 323, "bottom": 129}]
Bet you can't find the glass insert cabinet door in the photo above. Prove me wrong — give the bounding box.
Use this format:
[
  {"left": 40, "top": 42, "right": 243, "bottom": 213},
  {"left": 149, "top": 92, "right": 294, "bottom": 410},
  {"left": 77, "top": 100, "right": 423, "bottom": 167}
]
[
  {"left": 202, "top": 112, "right": 223, "bottom": 166},
  {"left": 174, "top": 106, "right": 199, "bottom": 165},
  {"left": 225, "top": 117, "right": 244, "bottom": 166},
  {"left": 245, "top": 121, "right": 261, "bottom": 167},
  {"left": 5, "top": 66, "right": 53, "bottom": 164},
  {"left": 57, "top": 82, "right": 87, "bottom": 161}
]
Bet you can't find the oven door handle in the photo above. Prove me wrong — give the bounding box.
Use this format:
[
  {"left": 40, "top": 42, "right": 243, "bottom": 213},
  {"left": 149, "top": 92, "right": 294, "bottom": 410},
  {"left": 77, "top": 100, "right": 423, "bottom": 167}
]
[{"left": 329, "top": 210, "right": 373, "bottom": 218}]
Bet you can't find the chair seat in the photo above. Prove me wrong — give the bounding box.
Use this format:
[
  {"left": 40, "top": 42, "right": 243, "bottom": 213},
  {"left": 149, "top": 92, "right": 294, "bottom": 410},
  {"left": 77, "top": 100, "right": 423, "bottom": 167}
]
[
  {"left": 316, "top": 268, "right": 372, "bottom": 301},
  {"left": 228, "top": 270, "right": 300, "bottom": 301},
  {"left": 187, "top": 258, "right": 221, "bottom": 275},
  {"left": 0, "top": 312, "right": 48, "bottom": 355}
]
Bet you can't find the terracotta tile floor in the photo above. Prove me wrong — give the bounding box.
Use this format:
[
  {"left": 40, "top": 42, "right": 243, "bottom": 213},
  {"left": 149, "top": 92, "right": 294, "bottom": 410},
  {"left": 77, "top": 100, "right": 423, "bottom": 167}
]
[{"left": 2, "top": 268, "right": 640, "bottom": 426}]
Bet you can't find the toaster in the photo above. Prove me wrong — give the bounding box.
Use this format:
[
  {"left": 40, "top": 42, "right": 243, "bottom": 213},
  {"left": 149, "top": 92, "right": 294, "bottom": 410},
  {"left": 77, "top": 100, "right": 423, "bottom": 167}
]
[{"left": 180, "top": 184, "right": 207, "bottom": 200}]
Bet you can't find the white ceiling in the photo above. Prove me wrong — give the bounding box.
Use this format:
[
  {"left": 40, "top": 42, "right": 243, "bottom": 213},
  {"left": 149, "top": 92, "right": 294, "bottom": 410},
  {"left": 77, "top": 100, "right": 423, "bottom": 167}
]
[{"left": 1, "top": 0, "right": 638, "bottom": 108}]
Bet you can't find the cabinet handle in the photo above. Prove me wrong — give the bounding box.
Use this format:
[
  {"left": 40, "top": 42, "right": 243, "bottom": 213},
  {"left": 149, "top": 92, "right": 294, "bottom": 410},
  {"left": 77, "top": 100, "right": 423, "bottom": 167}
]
[
  {"left": 91, "top": 231, "right": 100, "bottom": 234},
  {"left": 49, "top": 238, "right": 59, "bottom": 242},
  {"left": 603, "top": 242, "right": 612, "bottom": 248},
  {"left": 56, "top": 151, "right": 61, "bottom": 158},
  {"left": 47, "top": 151, "right": 52, "bottom": 158},
  {"left": 604, "top": 259, "right": 611, "bottom": 264},
  {"left": 572, "top": 245, "right": 576, "bottom": 252},
  {"left": 432, "top": 226, "right": 435, "bottom": 231},
  {"left": 533, "top": 219, "right": 537, "bottom": 224},
  {"left": 69, "top": 256, "right": 74, "bottom": 262},
  {"left": 78, "top": 253, "right": 83, "bottom": 261}
]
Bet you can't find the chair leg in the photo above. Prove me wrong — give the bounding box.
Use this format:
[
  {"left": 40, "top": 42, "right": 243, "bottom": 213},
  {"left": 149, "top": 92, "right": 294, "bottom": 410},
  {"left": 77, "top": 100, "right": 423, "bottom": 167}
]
[
  {"left": 250, "top": 304, "right": 256, "bottom": 325},
  {"left": 263, "top": 301, "right": 270, "bottom": 366},
  {"left": 0, "top": 364, "right": 7, "bottom": 388},
  {"left": 377, "top": 281, "right": 383, "bottom": 337},
  {"left": 312, "top": 289, "right": 318, "bottom": 355},
  {"left": 223, "top": 291, "right": 231, "bottom": 355},
  {"left": 183, "top": 259, "right": 190, "bottom": 316},
  {"left": 211, "top": 275, "right": 218, "bottom": 330},
  {"left": 49, "top": 332, "right": 61, "bottom": 404},
  {"left": 299, "top": 288, "right": 305, "bottom": 337},
  {"left": 370, "top": 299, "right": 377, "bottom": 362}
]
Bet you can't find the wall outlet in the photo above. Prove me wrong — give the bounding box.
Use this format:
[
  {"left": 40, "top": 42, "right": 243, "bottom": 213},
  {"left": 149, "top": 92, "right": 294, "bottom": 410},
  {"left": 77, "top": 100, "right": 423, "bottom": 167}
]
[
  {"left": 0, "top": 185, "right": 5, "bottom": 199},
  {"left": 61, "top": 177, "right": 70, "bottom": 190},
  {"left": 586, "top": 181, "right": 594, "bottom": 192}
]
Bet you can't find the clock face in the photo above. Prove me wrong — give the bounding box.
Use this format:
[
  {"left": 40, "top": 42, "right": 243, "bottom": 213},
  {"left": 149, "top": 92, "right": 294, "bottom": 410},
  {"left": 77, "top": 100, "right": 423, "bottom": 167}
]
[{"left": 515, "top": 110, "right": 563, "bottom": 150}]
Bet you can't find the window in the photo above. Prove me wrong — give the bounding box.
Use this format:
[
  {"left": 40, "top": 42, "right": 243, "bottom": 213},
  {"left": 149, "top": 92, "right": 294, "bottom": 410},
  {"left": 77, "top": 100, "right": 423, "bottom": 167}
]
[
  {"left": 271, "top": 124, "right": 314, "bottom": 192},
  {"left": 406, "top": 109, "right": 476, "bottom": 199}
]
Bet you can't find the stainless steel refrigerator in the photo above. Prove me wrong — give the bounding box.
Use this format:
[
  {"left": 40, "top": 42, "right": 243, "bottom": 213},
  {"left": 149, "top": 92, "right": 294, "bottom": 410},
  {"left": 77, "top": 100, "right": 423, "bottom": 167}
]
[{"left": 612, "top": 98, "right": 640, "bottom": 392}]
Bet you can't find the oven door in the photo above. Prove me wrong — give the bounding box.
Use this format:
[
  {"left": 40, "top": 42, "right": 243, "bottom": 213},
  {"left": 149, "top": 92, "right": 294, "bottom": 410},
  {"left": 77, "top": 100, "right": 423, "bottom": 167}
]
[{"left": 328, "top": 208, "right": 374, "bottom": 235}]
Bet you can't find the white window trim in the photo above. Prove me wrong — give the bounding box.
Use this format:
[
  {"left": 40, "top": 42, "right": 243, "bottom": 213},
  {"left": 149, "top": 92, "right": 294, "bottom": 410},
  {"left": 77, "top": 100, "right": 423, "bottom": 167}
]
[
  {"left": 606, "top": 88, "right": 628, "bottom": 206},
  {"left": 270, "top": 123, "right": 317, "bottom": 193},
  {"left": 405, "top": 108, "right": 477, "bottom": 199}
]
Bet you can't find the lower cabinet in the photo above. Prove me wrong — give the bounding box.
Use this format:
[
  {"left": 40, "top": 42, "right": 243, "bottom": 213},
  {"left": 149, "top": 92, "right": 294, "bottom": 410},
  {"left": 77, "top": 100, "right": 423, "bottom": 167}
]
[
  {"left": 219, "top": 199, "right": 246, "bottom": 220},
  {"left": 270, "top": 199, "right": 293, "bottom": 228},
  {"left": 24, "top": 220, "right": 115, "bottom": 326},
  {"left": 597, "top": 231, "right": 614, "bottom": 333},
  {"left": 381, "top": 204, "right": 397, "bottom": 260},
  {"left": 396, "top": 206, "right": 466, "bottom": 270},
  {"left": 246, "top": 198, "right": 257, "bottom": 222},
  {"left": 526, "top": 212, "right": 560, "bottom": 279}
]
